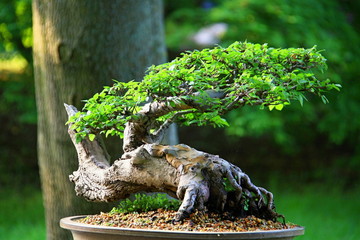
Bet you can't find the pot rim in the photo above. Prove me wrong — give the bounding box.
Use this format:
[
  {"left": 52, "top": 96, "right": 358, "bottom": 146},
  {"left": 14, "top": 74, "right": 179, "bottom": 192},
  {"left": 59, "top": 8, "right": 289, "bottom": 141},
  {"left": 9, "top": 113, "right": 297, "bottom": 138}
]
[{"left": 60, "top": 215, "right": 305, "bottom": 239}]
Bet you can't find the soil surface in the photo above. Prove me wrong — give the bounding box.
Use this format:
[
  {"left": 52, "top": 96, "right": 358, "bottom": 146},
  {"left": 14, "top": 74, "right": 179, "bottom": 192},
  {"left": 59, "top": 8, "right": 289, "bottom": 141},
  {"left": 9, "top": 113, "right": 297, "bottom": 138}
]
[{"left": 78, "top": 210, "right": 298, "bottom": 232}]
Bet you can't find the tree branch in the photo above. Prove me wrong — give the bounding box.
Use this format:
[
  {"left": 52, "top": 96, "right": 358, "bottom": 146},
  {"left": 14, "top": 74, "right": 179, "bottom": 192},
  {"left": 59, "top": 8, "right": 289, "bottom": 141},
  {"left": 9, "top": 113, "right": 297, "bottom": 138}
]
[
  {"left": 65, "top": 104, "right": 180, "bottom": 201},
  {"left": 146, "top": 109, "right": 197, "bottom": 144}
]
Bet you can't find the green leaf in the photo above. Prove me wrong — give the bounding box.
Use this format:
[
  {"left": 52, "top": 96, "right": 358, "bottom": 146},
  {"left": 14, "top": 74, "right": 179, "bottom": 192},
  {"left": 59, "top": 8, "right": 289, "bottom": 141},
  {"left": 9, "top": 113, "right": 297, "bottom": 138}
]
[
  {"left": 268, "top": 104, "right": 284, "bottom": 111},
  {"left": 275, "top": 104, "right": 284, "bottom": 111},
  {"left": 105, "top": 130, "right": 113, "bottom": 138},
  {"left": 298, "top": 95, "right": 304, "bottom": 107},
  {"left": 321, "top": 95, "right": 329, "bottom": 104},
  {"left": 88, "top": 134, "right": 96, "bottom": 141}
]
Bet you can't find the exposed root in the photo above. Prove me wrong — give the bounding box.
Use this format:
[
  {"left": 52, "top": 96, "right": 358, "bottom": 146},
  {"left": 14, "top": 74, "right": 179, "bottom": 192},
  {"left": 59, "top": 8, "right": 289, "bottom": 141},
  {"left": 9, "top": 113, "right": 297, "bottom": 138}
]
[
  {"left": 145, "top": 144, "right": 282, "bottom": 222},
  {"left": 175, "top": 163, "right": 210, "bottom": 221}
]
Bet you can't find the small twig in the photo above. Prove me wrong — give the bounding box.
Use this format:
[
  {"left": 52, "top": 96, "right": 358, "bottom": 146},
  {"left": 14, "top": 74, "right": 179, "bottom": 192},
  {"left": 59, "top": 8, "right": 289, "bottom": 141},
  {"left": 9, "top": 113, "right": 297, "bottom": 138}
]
[
  {"left": 150, "top": 109, "right": 197, "bottom": 143},
  {"left": 223, "top": 95, "right": 244, "bottom": 112}
]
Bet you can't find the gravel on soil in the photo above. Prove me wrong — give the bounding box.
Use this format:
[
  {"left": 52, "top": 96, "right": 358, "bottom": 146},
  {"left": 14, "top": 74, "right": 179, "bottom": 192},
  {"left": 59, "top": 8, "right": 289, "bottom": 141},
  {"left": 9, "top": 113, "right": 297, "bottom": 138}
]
[{"left": 77, "top": 209, "right": 298, "bottom": 232}]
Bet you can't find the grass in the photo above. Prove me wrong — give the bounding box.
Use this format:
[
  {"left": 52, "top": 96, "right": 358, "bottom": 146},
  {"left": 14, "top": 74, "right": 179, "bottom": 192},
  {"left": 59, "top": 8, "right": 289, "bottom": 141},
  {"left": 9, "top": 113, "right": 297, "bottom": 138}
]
[
  {"left": 0, "top": 186, "right": 45, "bottom": 240},
  {"left": 0, "top": 184, "right": 359, "bottom": 240},
  {"left": 273, "top": 185, "right": 360, "bottom": 240}
]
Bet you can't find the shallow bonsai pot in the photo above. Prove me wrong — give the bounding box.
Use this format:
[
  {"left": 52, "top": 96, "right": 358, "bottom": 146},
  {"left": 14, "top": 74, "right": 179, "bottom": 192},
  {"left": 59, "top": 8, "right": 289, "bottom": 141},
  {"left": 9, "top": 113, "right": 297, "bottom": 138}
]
[{"left": 60, "top": 216, "right": 304, "bottom": 240}]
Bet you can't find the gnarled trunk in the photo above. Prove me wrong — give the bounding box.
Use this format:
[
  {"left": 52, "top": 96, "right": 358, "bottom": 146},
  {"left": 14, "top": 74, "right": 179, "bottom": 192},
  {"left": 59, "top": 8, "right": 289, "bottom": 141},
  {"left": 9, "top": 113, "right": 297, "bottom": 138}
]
[{"left": 65, "top": 104, "right": 281, "bottom": 222}]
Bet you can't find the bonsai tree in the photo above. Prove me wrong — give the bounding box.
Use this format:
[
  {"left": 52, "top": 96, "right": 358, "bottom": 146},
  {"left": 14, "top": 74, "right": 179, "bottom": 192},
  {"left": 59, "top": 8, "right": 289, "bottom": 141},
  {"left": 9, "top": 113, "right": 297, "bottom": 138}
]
[{"left": 65, "top": 42, "right": 340, "bottom": 222}]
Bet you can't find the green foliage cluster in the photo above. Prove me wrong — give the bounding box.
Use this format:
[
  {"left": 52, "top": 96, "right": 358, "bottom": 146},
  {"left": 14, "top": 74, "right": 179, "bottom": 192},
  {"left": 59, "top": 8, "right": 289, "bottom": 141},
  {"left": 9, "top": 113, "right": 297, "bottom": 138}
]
[
  {"left": 68, "top": 42, "right": 337, "bottom": 142},
  {"left": 110, "top": 193, "right": 181, "bottom": 214},
  {"left": 67, "top": 81, "right": 142, "bottom": 141},
  {"left": 146, "top": 42, "right": 334, "bottom": 107}
]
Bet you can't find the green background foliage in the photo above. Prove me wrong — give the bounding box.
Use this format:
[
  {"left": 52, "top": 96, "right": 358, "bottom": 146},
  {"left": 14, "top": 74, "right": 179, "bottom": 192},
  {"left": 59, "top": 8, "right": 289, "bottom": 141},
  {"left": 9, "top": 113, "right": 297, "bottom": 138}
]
[{"left": 0, "top": 0, "right": 32, "bottom": 62}]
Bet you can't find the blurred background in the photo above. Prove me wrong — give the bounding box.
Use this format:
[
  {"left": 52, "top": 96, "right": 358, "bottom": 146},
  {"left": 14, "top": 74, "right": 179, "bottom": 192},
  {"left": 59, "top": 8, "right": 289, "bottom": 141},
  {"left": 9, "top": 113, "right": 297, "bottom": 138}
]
[{"left": 1, "top": 0, "right": 359, "bottom": 239}]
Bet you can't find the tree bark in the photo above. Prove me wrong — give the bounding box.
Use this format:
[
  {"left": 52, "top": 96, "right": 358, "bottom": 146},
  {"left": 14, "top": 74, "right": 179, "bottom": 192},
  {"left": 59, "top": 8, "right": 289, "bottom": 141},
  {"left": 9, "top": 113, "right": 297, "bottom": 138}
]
[{"left": 32, "top": 1, "right": 166, "bottom": 239}]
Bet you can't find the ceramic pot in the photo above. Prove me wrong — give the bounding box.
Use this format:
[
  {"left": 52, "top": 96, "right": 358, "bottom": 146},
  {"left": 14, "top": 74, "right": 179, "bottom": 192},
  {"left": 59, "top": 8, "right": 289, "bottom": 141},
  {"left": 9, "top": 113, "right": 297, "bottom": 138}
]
[{"left": 60, "top": 216, "right": 304, "bottom": 240}]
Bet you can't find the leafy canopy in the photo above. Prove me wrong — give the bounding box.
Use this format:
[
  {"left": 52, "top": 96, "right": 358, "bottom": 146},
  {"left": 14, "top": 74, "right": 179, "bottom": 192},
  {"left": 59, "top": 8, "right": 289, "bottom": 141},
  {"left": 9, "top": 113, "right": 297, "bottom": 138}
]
[{"left": 68, "top": 42, "right": 339, "bottom": 142}]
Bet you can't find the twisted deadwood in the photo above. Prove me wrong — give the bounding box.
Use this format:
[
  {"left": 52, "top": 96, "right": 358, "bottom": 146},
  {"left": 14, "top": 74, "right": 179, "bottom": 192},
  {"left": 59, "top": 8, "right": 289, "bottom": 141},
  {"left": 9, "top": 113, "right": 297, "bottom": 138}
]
[{"left": 65, "top": 104, "right": 282, "bottom": 222}]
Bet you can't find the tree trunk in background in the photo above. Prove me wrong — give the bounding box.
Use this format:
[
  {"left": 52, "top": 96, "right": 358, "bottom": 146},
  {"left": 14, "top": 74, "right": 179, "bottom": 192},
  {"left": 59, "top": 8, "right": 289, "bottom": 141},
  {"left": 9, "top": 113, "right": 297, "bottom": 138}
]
[{"left": 32, "top": 1, "right": 166, "bottom": 239}]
